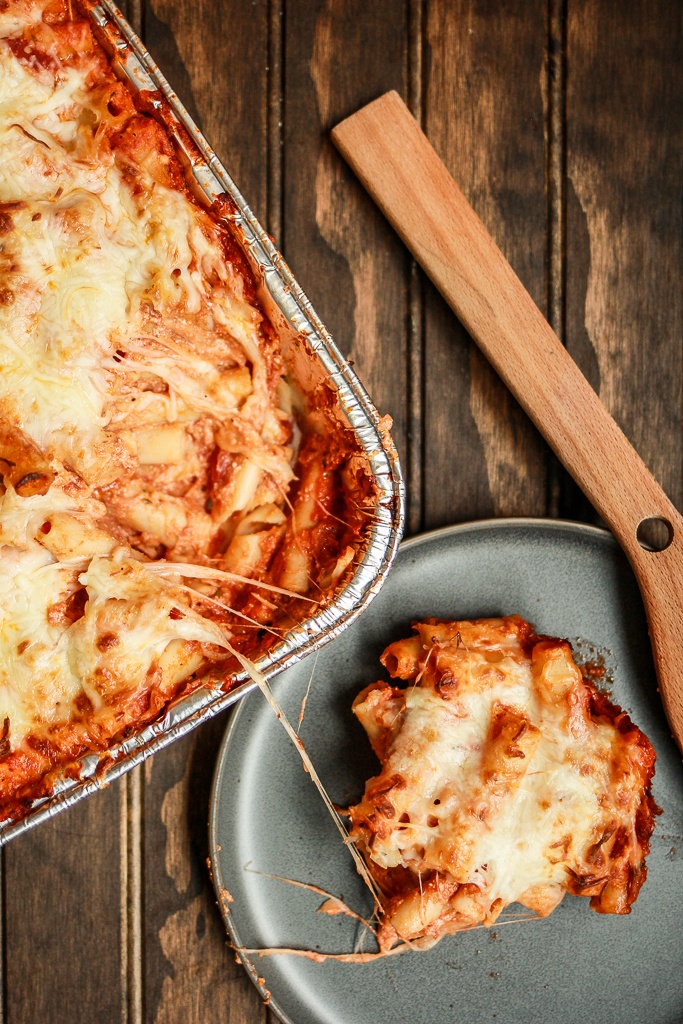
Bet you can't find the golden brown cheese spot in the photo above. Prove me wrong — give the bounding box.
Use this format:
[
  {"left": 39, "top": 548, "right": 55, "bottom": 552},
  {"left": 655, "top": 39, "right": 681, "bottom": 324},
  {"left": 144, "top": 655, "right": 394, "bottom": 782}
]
[{"left": 95, "top": 632, "right": 119, "bottom": 652}]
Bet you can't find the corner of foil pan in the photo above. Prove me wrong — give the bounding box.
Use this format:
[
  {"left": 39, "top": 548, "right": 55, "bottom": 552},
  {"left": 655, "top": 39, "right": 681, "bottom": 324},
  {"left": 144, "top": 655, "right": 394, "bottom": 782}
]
[{"left": 89, "top": 0, "right": 406, "bottom": 603}]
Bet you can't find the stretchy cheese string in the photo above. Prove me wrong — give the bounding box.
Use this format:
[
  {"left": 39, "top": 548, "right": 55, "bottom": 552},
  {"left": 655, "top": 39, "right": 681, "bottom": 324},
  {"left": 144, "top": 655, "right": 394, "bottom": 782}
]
[
  {"left": 243, "top": 865, "right": 375, "bottom": 934},
  {"left": 144, "top": 561, "right": 317, "bottom": 602},
  {"left": 239, "top": 942, "right": 418, "bottom": 964},
  {"left": 297, "top": 649, "right": 319, "bottom": 734},
  {"left": 236, "top": 914, "right": 541, "bottom": 964},
  {"left": 174, "top": 583, "right": 284, "bottom": 640},
  {"left": 224, "top": 640, "right": 384, "bottom": 913}
]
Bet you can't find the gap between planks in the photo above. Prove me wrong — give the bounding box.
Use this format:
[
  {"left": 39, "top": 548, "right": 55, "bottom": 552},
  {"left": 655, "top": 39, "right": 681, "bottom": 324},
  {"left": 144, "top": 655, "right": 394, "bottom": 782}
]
[
  {"left": 267, "top": 0, "right": 285, "bottom": 244},
  {"left": 546, "top": 0, "right": 567, "bottom": 518},
  {"left": 121, "top": 0, "right": 143, "bottom": 1015},
  {"left": 407, "top": 0, "right": 425, "bottom": 536},
  {"left": 121, "top": 767, "right": 143, "bottom": 1024}
]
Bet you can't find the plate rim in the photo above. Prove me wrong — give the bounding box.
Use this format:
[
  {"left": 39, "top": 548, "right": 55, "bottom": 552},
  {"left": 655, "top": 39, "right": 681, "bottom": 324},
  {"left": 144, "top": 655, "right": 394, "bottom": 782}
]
[{"left": 208, "top": 516, "right": 620, "bottom": 1023}]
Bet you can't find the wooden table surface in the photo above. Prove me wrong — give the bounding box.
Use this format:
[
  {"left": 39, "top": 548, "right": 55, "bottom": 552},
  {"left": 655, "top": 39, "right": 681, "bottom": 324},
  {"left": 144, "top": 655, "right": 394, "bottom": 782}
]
[{"left": 3, "top": 1, "right": 681, "bottom": 1022}]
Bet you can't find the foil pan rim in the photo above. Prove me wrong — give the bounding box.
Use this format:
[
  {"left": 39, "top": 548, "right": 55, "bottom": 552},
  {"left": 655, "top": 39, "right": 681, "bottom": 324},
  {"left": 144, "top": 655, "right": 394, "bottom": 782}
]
[{"left": 0, "top": 1, "right": 404, "bottom": 846}]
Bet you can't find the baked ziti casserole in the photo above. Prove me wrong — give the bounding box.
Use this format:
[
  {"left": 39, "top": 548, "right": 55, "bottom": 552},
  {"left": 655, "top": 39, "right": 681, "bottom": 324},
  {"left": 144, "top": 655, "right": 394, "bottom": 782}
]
[
  {"left": 349, "top": 616, "right": 658, "bottom": 951},
  {"left": 0, "top": 0, "right": 380, "bottom": 820}
]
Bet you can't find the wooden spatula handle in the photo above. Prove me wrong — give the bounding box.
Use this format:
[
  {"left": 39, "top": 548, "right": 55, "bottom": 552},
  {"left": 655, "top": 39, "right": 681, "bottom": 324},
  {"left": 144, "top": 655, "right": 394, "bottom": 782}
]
[{"left": 332, "top": 89, "right": 683, "bottom": 751}]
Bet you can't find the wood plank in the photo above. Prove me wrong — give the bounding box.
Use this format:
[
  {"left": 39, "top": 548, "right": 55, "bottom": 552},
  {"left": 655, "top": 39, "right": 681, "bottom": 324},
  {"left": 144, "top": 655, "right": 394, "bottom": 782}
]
[
  {"left": 140, "top": 2, "right": 271, "bottom": 1021},
  {"left": 142, "top": 0, "right": 270, "bottom": 227},
  {"left": 143, "top": 720, "right": 261, "bottom": 1024},
  {"left": 117, "top": 0, "right": 142, "bottom": 35},
  {"left": 282, "top": 0, "right": 411, "bottom": 518},
  {"left": 406, "top": 0, "right": 425, "bottom": 535},
  {"left": 562, "top": 0, "right": 683, "bottom": 519},
  {"left": 4, "top": 786, "right": 125, "bottom": 1024},
  {"left": 422, "top": 0, "right": 550, "bottom": 526}
]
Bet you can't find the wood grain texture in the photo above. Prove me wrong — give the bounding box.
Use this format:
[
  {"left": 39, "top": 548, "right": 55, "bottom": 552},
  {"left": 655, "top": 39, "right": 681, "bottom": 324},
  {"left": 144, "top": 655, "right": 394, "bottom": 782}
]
[
  {"left": 563, "top": 0, "right": 683, "bottom": 515},
  {"left": 420, "top": 0, "right": 550, "bottom": 526},
  {"left": 4, "top": 787, "right": 125, "bottom": 1024},
  {"left": 143, "top": 720, "right": 260, "bottom": 1024},
  {"left": 143, "top": 0, "right": 270, "bottom": 225},
  {"left": 117, "top": 0, "right": 142, "bottom": 35},
  {"left": 282, "top": 0, "right": 411, "bottom": 497}
]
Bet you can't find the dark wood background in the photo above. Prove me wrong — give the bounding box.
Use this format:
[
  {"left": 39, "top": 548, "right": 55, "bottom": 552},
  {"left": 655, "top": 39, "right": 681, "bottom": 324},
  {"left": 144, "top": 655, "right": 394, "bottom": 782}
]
[{"left": 3, "top": 1, "right": 681, "bottom": 1021}]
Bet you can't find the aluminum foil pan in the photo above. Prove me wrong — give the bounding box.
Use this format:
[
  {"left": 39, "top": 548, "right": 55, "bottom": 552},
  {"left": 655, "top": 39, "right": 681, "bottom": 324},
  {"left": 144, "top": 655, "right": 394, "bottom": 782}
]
[{"left": 0, "top": 1, "right": 404, "bottom": 846}]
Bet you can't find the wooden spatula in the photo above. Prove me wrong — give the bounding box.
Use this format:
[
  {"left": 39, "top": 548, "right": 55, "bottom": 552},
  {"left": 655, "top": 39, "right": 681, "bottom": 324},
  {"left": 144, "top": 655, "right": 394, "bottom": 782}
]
[{"left": 331, "top": 89, "right": 683, "bottom": 753}]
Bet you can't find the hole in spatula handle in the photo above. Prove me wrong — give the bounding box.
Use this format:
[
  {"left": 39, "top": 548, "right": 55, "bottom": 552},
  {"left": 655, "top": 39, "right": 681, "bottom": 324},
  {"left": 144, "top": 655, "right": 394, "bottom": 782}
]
[{"left": 636, "top": 516, "right": 674, "bottom": 552}]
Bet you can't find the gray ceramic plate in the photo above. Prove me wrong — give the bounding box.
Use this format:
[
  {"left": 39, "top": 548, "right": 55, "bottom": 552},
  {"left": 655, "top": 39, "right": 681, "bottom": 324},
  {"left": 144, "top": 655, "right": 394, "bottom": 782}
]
[{"left": 209, "top": 520, "right": 683, "bottom": 1024}]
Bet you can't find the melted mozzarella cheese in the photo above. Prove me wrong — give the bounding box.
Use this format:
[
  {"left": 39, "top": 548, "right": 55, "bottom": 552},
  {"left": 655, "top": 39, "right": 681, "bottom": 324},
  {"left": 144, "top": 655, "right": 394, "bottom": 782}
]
[
  {"left": 0, "top": 545, "right": 83, "bottom": 741},
  {"left": 0, "top": 466, "right": 229, "bottom": 751},
  {"left": 349, "top": 616, "right": 657, "bottom": 949},
  {"left": 0, "top": 28, "right": 274, "bottom": 482},
  {"left": 0, "top": 541, "right": 231, "bottom": 751},
  {"left": 369, "top": 663, "right": 614, "bottom": 891}
]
